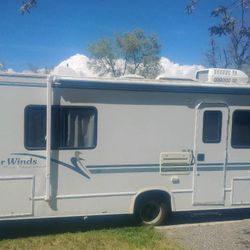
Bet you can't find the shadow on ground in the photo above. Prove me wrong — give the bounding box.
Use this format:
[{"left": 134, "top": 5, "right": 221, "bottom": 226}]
[
  {"left": 168, "top": 208, "right": 250, "bottom": 226},
  {"left": 0, "top": 208, "right": 249, "bottom": 240},
  {"left": 0, "top": 215, "right": 137, "bottom": 240}
]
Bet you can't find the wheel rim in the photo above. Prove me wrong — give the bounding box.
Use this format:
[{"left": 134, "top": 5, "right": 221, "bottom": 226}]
[{"left": 140, "top": 201, "right": 161, "bottom": 223}]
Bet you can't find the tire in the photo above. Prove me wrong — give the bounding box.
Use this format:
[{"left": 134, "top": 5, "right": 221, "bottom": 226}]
[{"left": 136, "top": 198, "right": 168, "bottom": 226}]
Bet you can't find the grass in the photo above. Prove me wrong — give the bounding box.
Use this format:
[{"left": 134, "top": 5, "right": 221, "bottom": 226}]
[{"left": 0, "top": 226, "right": 181, "bottom": 250}]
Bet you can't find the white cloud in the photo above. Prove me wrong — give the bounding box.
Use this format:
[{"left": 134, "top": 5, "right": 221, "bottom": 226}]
[
  {"left": 160, "top": 57, "right": 204, "bottom": 79},
  {"left": 2, "top": 54, "right": 204, "bottom": 78},
  {"left": 53, "top": 53, "right": 205, "bottom": 79},
  {"left": 6, "top": 68, "right": 15, "bottom": 73},
  {"left": 53, "top": 54, "right": 95, "bottom": 77},
  {"left": 0, "top": 68, "right": 15, "bottom": 73},
  {"left": 0, "top": 63, "right": 15, "bottom": 73},
  {"left": 22, "top": 68, "right": 50, "bottom": 74}
]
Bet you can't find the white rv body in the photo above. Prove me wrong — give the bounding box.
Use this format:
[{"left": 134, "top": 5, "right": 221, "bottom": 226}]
[{"left": 0, "top": 71, "right": 250, "bottom": 221}]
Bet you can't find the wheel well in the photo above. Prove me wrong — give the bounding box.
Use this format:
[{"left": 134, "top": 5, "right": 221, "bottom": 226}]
[{"left": 133, "top": 190, "right": 172, "bottom": 214}]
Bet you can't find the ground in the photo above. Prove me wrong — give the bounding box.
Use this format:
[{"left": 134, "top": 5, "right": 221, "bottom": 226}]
[
  {"left": 0, "top": 209, "right": 250, "bottom": 250},
  {"left": 157, "top": 209, "right": 250, "bottom": 250},
  {"left": 0, "top": 216, "right": 180, "bottom": 250}
]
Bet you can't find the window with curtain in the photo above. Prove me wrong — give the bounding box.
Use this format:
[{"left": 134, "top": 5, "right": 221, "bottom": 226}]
[{"left": 25, "top": 105, "right": 97, "bottom": 150}]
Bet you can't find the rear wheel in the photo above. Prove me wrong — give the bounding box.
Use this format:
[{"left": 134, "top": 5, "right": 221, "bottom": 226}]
[{"left": 136, "top": 198, "right": 169, "bottom": 226}]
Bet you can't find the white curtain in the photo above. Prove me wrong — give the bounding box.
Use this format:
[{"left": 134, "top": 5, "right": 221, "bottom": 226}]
[{"left": 62, "top": 109, "right": 95, "bottom": 148}]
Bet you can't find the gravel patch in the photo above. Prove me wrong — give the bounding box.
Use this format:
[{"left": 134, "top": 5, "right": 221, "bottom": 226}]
[{"left": 157, "top": 218, "right": 250, "bottom": 250}]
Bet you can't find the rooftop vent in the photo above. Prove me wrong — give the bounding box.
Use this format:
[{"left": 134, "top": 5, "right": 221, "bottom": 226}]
[
  {"left": 120, "top": 74, "right": 144, "bottom": 80},
  {"left": 196, "top": 68, "right": 249, "bottom": 84}
]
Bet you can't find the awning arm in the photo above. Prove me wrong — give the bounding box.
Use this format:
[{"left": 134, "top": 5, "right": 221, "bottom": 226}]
[{"left": 45, "top": 75, "right": 53, "bottom": 201}]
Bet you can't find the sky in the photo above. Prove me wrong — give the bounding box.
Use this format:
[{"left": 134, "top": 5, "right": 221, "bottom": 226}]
[{"left": 0, "top": 0, "right": 229, "bottom": 71}]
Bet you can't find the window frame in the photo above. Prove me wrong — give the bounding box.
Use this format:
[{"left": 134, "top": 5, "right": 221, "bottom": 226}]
[
  {"left": 24, "top": 105, "right": 98, "bottom": 151},
  {"left": 202, "top": 110, "right": 222, "bottom": 144},
  {"left": 231, "top": 109, "right": 250, "bottom": 149}
]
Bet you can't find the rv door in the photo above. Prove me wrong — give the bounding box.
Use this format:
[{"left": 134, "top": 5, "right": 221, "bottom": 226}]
[{"left": 193, "top": 103, "right": 229, "bottom": 205}]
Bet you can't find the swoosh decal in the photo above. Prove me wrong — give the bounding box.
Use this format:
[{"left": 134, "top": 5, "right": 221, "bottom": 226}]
[{"left": 12, "top": 153, "right": 90, "bottom": 179}]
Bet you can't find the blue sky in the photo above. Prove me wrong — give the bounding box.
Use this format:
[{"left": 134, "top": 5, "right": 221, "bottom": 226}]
[{"left": 0, "top": 0, "right": 228, "bottom": 71}]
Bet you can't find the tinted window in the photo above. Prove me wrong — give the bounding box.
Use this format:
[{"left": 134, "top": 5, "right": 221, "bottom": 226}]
[
  {"left": 202, "top": 111, "right": 222, "bottom": 143},
  {"left": 232, "top": 110, "right": 250, "bottom": 148},
  {"left": 58, "top": 107, "right": 97, "bottom": 149},
  {"left": 25, "top": 106, "right": 97, "bottom": 150},
  {"left": 25, "top": 106, "right": 46, "bottom": 149}
]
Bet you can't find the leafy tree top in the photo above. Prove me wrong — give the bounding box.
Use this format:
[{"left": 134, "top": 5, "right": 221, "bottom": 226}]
[{"left": 88, "top": 29, "right": 161, "bottom": 79}]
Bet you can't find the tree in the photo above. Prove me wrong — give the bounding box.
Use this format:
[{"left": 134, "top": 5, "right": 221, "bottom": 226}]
[
  {"left": 205, "top": 38, "right": 230, "bottom": 68},
  {"left": 0, "top": 62, "right": 7, "bottom": 72},
  {"left": 186, "top": 0, "right": 250, "bottom": 71},
  {"left": 88, "top": 38, "right": 119, "bottom": 77},
  {"left": 88, "top": 29, "right": 161, "bottom": 79}
]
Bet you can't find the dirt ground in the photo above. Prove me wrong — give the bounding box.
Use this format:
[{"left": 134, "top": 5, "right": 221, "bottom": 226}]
[{"left": 156, "top": 209, "right": 250, "bottom": 250}]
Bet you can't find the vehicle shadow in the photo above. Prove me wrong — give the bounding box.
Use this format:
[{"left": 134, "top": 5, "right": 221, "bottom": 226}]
[
  {"left": 167, "top": 208, "right": 250, "bottom": 226},
  {"left": 0, "top": 208, "right": 249, "bottom": 240},
  {"left": 0, "top": 215, "right": 137, "bottom": 240}
]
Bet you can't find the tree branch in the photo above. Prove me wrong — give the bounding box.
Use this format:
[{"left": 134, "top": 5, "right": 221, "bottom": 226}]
[{"left": 20, "top": 0, "right": 37, "bottom": 14}]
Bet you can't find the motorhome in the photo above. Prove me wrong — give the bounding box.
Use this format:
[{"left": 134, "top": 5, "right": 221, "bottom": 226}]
[{"left": 0, "top": 68, "right": 250, "bottom": 225}]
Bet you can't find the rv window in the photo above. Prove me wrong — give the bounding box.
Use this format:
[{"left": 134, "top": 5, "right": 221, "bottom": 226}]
[
  {"left": 202, "top": 111, "right": 222, "bottom": 143},
  {"left": 25, "top": 106, "right": 46, "bottom": 149},
  {"left": 232, "top": 110, "right": 250, "bottom": 148},
  {"left": 58, "top": 107, "right": 97, "bottom": 149},
  {"left": 25, "top": 106, "right": 97, "bottom": 150}
]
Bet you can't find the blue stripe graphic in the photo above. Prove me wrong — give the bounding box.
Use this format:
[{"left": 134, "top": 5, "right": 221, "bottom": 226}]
[
  {"left": 87, "top": 164, "right": 159, "bottom": 169},
  {"left": 8, "top": 153, "right": 250, "bottom": 175},
  {"left": 90, "top": 168, "right": 159, "bottom": 174}
]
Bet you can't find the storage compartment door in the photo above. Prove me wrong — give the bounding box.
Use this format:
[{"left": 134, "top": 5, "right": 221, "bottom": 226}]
[
  {"left": 232, "top": 178, "right": 250, "bottom": 205},
  {"left": 0, "top": 176, "right": 34, "bottom": 218}
]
